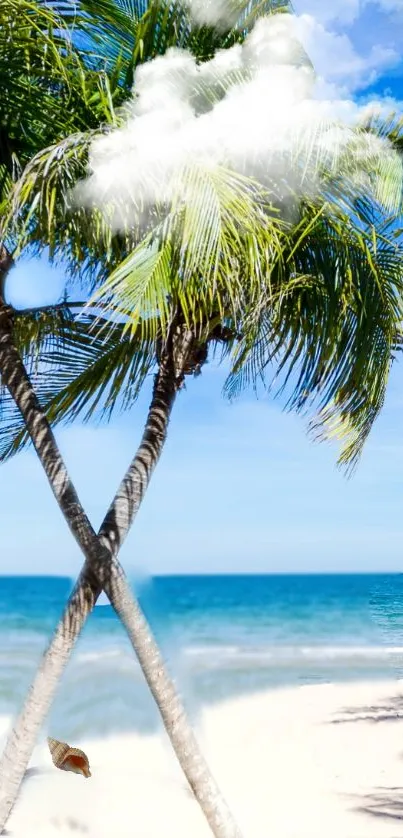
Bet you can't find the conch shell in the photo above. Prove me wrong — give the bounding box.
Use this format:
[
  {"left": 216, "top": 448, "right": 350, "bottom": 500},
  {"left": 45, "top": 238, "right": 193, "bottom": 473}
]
[{"left": 48, "top": 737, "right": 91, "bottom": 778}]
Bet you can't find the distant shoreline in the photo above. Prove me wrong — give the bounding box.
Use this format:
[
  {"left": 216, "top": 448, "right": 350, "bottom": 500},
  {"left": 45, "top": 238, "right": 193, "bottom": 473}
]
[{"left": 1, "top": 571, "right": 403, "bottom": 578}]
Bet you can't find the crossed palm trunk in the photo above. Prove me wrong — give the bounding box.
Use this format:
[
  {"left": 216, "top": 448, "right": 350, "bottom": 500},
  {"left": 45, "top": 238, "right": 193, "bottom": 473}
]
[{"left": 0, "top": 286, "right": 242, "bottom": 837}]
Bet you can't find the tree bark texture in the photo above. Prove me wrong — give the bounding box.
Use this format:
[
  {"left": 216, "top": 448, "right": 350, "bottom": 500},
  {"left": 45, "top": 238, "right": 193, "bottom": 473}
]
[{"left": 0, "top": 305, "right": 242, "bottom": 838}]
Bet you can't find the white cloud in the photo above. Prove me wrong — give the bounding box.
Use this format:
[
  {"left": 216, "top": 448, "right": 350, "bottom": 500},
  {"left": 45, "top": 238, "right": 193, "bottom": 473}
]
[
  {"left": 183, "top": 0, "right": 239, "bottom": 28},
  {"left": 77, "top": 13, "right": 400, "bottom": 238},
  {"left": 294, "top": 12, "right": 398, "bottom": 95},
  {"left": 293, "top": 0, "right": 403, "bottom": 120},
  {"left": 293, "top": 0, "right": 360, "bottom": 25},
  {"left": 294, "top": 0, "right": 403, "bottom": 21}
]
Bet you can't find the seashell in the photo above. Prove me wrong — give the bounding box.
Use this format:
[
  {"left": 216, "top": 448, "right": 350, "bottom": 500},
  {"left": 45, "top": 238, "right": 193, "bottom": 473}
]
[{"left": 48, "top": 737, "right": 91, "bottom": 778}]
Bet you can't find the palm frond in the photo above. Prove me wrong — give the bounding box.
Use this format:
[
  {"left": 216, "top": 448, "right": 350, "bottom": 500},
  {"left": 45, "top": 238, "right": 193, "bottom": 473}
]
[
  {"left": 360, "top": 112, "right": 403, "bottom": 160},
  {"left": 3, "top": 0, "right": 402, "bottom": 477},
  {"left": 0, "top": 0, "right": 133, "bottom": 227},
  {"left": 225, "top": 199, "right": 403, "bottom": 469},
  {"left": 1, "top": 130, "right": 131, "bottom": 288},
  {"left": 87, "top": 165, "right": 287, "bottom": 340},
  {"left": 12, "top": 303, "right": 76, "bottom": 368},
  {"left": 0, "top": 311, "right": 157, "bottom": 460},
  {"left": 1, "top": 1, "right": 299, "bottom": 275},
  {"left": 59, "top": 0, "right": 292, "bottom": 79}
]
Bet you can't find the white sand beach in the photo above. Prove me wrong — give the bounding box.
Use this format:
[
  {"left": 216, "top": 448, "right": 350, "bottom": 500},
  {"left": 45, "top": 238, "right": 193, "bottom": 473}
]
[{"left": 3, "top": 679, "right": 403, "bottom": 838}]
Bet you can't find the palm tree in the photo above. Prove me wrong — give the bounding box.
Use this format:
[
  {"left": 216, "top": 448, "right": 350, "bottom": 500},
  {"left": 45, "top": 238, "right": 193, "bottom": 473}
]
[
  {"left": 0, "top": 173, "right": 289, "bottom": 838},
  {"left": 0, "top": 2, "right": 291, "bottom": 834},
  {"left": 1, "top": 0, "right": 403, "bottom": 834},
  {"left": 0, "top": 279, "right": 240, "bottom": 838},
  {"left": 0, "top": 0, "right": 135, "bottom": 209}
]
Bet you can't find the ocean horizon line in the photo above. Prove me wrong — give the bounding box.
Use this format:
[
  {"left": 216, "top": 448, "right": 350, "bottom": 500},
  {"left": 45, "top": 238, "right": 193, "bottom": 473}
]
[{"left": 0, "top": 571, "right": 402, "bottom": 580}]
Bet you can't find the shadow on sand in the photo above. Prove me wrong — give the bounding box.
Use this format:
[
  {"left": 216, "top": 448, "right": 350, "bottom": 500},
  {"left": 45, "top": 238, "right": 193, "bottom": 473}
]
[
  {"left": 329, "top": 694, "right": 403, "bottom": 725},
  {"left": 329, "top": 693, "right": 403, "bottom": 826},
  {"left": 353, "top": 787, "right": 403, "bottom": 822}
]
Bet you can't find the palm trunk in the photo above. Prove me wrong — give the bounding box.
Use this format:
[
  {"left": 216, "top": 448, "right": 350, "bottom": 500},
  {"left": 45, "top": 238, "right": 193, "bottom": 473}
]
[
  {"left": 0, "top": 321, "right": 175, "bottom": 827},
  {"left": 101, "top": 349, "right": 243, "bottom": 838},
  {"left": 99, "top": 347, "right": 179, "bottom": 555},
  {"left": 106, "top": 563, "right": 243, "bottom": 838},
  {"left": 0, "top": 299, "right": 106, "bottom": 825},
  {"left": 0, "top": 309, "right": 242, "bottom": 838},
  {"left": 0, "top": 567, "right": 100, "bottom": 826},
  {"left": 0, "top": 302, "right": 101, "bottom": 562}
]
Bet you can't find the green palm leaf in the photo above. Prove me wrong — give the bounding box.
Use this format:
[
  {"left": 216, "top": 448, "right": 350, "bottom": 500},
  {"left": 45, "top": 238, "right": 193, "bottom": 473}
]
[
  {"left": 2, "top": 0, "right": 403, "bottom": 475},
  {"left": 0, "top": 310, "right": 156, "bottom": 460},
  {"left": 87, "top": 165, "right": 287, "bottom": 340},
  {"left": 225, "top": 200, "right": 403, "bottom": 468},
  {"left": 57, "top": 0, "right": 292, "bottom": 76}
]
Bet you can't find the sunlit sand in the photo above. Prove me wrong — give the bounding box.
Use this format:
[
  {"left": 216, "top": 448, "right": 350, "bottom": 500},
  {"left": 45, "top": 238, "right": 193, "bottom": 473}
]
[{"left": 3, "top": 679, "right": 403, "bottom": 837}]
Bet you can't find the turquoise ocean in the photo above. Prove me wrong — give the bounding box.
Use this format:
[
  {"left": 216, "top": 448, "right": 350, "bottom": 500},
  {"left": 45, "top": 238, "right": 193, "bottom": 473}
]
[{"left": 1, "top": 574, "right": 403, "bottom": 741}]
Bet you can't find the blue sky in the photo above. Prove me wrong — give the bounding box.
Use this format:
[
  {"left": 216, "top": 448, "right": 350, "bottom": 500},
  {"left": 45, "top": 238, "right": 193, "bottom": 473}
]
[{"left": 2, "top": 0, "right": 403, "bottom": 576}]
